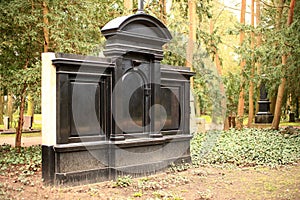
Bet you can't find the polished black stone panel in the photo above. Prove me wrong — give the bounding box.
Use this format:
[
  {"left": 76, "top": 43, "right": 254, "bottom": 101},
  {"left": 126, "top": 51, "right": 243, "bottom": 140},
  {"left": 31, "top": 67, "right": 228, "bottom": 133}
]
[
  {"left": 161, "top": 86, "right": 180, "bottom": 130},
  {"left": 42, "top": 145, "right": 55, "bottom": 185},
  {"left": 123, "top": 70, "right": 145, "bottom": 133},
  {"left": 70, "top": 82, "right": 101, "bottom": 136},
  {"left": 53, "top": 53, "right": 113, "bottom": 144}
]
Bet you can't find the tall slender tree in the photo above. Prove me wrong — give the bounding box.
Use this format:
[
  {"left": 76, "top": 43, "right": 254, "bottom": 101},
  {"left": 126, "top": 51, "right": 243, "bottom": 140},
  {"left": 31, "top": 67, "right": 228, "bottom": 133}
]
[
  {"left": 15, "top": 61, "right": 29, "bottom": 147},
  {"left": 186, "top": 0, "right": 201, "bottom": 117},
  {"left": 247, "top": 0, "right": 255, "bottom": 127},
  {"left": 186, "top": 0, "right": 197, "bottom": 90},
  {"left": 272, "top": 0, "right": 296, "bottom": 129},
  {"left": 0, "top": 89, "right": 3, "bottom": 125},
  {"left": 209, "top": 19, "right": 227, "bottom": 128},
  {"left": 255, "top": 0, "right": 261, "bottom": 115},
  {"left": 236, "top": 0, "right": 247, "bottom": 129}
]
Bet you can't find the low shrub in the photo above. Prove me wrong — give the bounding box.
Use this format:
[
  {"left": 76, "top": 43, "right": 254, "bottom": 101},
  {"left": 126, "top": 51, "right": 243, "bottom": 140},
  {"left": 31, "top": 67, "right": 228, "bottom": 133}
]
[{"left": 191, "top": 128, "right": 300, "bottom": 168}]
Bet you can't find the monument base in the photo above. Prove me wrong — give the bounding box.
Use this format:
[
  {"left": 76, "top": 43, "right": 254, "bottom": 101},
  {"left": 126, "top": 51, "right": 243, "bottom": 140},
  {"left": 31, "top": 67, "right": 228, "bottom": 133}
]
[
  {"left": 255, "top": 112, "right": 274, "bottom": 123},
  {"left": 42, "top": 135, "right": 192, "bottom": 186}
]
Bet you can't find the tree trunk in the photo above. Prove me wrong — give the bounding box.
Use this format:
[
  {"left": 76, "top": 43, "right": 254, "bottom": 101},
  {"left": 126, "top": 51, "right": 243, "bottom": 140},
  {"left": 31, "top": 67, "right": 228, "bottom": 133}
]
[
  {"left": 186, "top": 0, "right": 197, "bottom": 79},
  {"left": 186, "top": 0, "right": 198, "bottom": 114},
  {"left": 0, "top": 90, "right": 3, "bottom": 125},
  {"left": 272, "top": 72, "right": 286, "bottom": 129},
  {"left": 270, "top": 96, "right": 276, "bottom": 114},
  {"left": 272, "top": 0, "right": 296, "bottom": 130},
  {"left": 272, "top": 0, "right": 284, "bottom": 119},
  {"left": 255, "top": 0, "right": 261, "bottom": 112},
  {"left": 296, "top": 96, "right": 299, "bottom": 119},
  {"left": 236, "top": 0, "right": 246, "bottom": 129},
  {"left": 7, "top": 93, "right": 13, "bottom": 127},
  {"left": 254, "top": 0, "right": 261, "bottom": 123},
  {"left": 15, "top": 58, "right": 29, "bottom": 147},
  {"left": 15, "top": 84, "right": 27, "bottom": 148},
  {"left": 42, "top": 1, "right": 49, "bottom": 52},
  {"left": 256, "top": 0, "right": 261, "bottom": 47},
  {"left": 248, "top": 0, "right": 255, "bottom": 127},
  {"left": 210, "top": 20, "right": 227, "bottom": 128}
]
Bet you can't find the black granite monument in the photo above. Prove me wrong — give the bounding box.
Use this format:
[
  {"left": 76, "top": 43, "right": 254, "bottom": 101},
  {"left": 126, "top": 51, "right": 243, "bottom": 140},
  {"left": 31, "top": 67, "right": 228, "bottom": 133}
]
[
  {"left": 255, "top": 81, "right": 274, "bottom": 123},
  {"left": 42, "top": 12, "right": 194, "bottom": 185}
]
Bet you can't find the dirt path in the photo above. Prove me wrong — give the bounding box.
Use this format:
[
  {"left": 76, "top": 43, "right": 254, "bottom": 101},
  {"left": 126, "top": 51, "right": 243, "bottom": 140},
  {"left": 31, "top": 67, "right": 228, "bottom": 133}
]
[
  {"left": 0, "top": 136, "right": 41, "bottom": 147},
  {"left": 1, "top": 164, "right": 300, "bottom": 200}
]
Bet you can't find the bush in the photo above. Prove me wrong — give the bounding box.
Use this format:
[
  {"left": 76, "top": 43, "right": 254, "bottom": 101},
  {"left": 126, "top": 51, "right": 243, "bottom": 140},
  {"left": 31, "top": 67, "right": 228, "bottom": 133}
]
[{"left": 191, "top": 128, "right": 300, "bottom": 168}]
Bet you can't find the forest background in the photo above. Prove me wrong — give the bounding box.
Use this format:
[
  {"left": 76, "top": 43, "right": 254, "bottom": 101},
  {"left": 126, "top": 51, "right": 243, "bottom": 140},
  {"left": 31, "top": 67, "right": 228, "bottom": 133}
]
[{"left": 0, "top": 0, "right": 299, "bottom": 147}]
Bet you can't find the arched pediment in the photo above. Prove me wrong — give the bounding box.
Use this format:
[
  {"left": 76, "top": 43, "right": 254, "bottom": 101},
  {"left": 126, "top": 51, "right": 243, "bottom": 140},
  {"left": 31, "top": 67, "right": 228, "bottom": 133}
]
[
  {"left": 101, "top": 13, "right": 172, "bottom": 58},
  {"left": 101, "top": 13, "right": 172, "bottom": 41}
]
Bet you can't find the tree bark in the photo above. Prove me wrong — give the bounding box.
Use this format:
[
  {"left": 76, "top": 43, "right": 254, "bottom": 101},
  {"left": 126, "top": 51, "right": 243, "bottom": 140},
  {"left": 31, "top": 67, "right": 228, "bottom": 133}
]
[
  {"left": 296, "top": 96, "right": 299, "bottom": 119},
  {"left": 186, "top": 0, "right": 197, "bottom": 79},
  {"left": 255, "top": 0, "right": 263, "bottom": 118},
  {"left": 186, "top": 0, "right": 199, "bottom": 116},
  {"left": 15, "top": 84, "right": 27, "bottom": 148},
  {"left": 270, "top": 0, "right": 284, "bottom": 116},
  {"left": 42, "top": 1, "right": 49, "bottom": 52},
  {"left": 248, "top": 0, "right": 255, "bottom": 127},
  {"left": 7, "top": 93, "right": 13, "bottom": 127},
  {"left": 15, "top": 59, "right": 29, "bottom": 148},
  {"left": 0, "top": 90, "right": 3, "bottom": 125},
  {"left": 210, "top": 20, "right": 227, "bottom": 128},
  {"left": 270, "top": 96, "right": 276, "bottom": 114},
  {"left": 272, "top": 0, "right": 296, "bottom": 130},
  {"left": 236, "top": 0, "right": 246, "bottom": 129}
]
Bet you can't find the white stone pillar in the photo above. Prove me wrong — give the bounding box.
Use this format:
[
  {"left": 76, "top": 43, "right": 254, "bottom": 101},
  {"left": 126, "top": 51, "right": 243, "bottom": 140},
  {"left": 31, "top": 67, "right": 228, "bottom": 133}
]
[{"left": 42, "top": 53, "right": 57, "bottom": 146}]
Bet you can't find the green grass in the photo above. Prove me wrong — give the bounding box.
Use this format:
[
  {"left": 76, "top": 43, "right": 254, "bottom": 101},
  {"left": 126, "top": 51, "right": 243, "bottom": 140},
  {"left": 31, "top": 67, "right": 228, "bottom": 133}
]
[
  {"left": 199, "top": 115, "right": 212, "bottom": 123},
  {"left": 0, "top": 114, "right": 42, "bottom": 130},
  {"left": 280, "top": 121, "right": 300, "bottom": 126}
]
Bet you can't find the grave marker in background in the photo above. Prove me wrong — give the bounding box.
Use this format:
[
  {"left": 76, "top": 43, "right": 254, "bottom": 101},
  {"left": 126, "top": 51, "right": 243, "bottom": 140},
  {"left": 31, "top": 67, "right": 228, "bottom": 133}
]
[{"left": 4, "top": 116, "right": 9, "bottom": 130}]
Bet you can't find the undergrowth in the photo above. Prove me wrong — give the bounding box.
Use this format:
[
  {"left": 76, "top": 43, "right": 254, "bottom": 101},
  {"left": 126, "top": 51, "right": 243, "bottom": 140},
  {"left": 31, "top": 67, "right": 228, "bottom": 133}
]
[
  {"left": 191, "top": 128, "right": 300, "bottom": 168},
  {"left": 0, "top": 145, "right": 41, "bottom": 176},
  {"left": 1, "top": 128, "right": 300, "bottom": 181}
]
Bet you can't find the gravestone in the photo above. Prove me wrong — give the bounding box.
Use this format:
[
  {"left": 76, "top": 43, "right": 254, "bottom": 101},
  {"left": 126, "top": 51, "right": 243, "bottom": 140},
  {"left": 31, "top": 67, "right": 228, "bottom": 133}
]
[
  {"left": 289, "top": 113, "right": 295, "bottom": 122},
  {"left": 255, "top": 81, "right": 274, "bottom": 123},
  {"left": 23, "top": 116, "right": 33, "bottom": 130},
  {"left": 42, "top": 13, "right": 194, "bottom": 185},
  {"left": 4, "top": 116, "right": 9, "bottom": 130}
]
